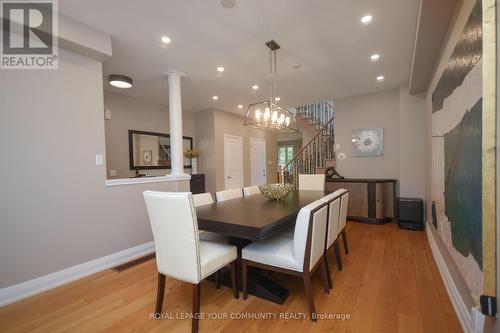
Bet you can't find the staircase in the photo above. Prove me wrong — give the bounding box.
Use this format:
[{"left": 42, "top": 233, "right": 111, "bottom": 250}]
[{"left": 279, "top": 101, "right": 336, "bottom": 187}]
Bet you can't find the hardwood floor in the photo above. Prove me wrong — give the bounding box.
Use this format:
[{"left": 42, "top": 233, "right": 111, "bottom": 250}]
[{"left": 0, "top": 222, "right": 462, "bottom": 333}]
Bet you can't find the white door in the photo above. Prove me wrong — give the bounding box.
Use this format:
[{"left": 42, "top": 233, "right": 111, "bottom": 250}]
[
  {"left": 224, "top": 135, "right": 243, "bottom": 189},
  {"left": 250, "top": 137, "right": 267, "bottom": 185}
]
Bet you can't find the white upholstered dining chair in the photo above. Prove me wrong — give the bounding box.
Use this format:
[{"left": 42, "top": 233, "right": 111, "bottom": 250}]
[
  {"left": 192, "top": 192, "right": 214, "bottom": 207},
  {"left": 320, "top": 189, "right": 347, "bottom": 288},
  {"left": 241, "top": 199, "right": 331, "bottom": 321},
  {"left": 143, "top": 191, "right": 239, "bottom": 333},
  {"left": 298, "top": 174, "right": 326, "bottom": 191},
  {"left": 215, "top": 188, "right": 243, "bottom": 202},
  {"left": 338, "top": 191, "right": 350, "bottom": 255},
  {"left": 192, "top": 192, "right": 229, "bottom": 289},
  {"left": 193, "top": 192, "right": 229, "bottom": 243},
  {"left": 243, "top": 185, "right": 261, "bottom": 196}
]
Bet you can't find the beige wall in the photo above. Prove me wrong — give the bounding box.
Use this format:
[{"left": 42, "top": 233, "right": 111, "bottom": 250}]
[
  {"left": 0, "top": 49, "right": 188, "bottom": 288},
  {"left": 334, "top": 88, "right": 402, "bottom": 180},
  {"left": 398, "top": 85, "right": 426, "bottom": 199},
  {"left": 104, "top": 91, "right": 195, "bottom": 178},
  {"left": 334, "top": 87, "right": 426, "bottom": 199},
  {"left": 194, "top": 109, "right": 216, "bottom": 194},
  {"left": 194, "top": 109, "right": 277, "bottom": 193}
]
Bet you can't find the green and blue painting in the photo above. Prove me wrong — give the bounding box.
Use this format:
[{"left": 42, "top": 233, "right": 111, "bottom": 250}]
[{"left": 443, "top": 99, "right": 482, "bottom": 269}]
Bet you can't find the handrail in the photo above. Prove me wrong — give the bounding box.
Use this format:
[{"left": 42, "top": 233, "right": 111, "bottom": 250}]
[
  {"left": 279, "top": 101, "right": 335, "bottom": 186},
  {"left": 281, "top": 115, "right": 334, "bottom": 172}
]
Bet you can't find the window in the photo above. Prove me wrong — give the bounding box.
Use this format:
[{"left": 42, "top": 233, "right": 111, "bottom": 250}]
[{"left": 278, "top": 145, "right": 294, "bottom": 171}]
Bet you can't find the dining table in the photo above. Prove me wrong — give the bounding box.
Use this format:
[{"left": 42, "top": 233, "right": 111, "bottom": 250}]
[{"left": 196, "top": 189, "right": 329, "bottom": 304}]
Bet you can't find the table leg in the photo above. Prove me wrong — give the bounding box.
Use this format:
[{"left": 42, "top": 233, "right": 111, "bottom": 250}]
[{"left": 207, "top": 237, "right": 289, "bottom": 304}]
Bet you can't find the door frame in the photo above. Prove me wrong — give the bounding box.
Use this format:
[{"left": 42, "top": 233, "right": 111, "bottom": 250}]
[
  {"left": 250, "top": 137, "right": 266, "bottom": 185},
  {"left": 224, "top": 134, "right": 243, "bottom": 190}
]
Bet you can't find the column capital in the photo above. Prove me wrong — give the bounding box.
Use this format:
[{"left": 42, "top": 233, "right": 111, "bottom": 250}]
[{"left": 163, "top": 70, "right": 187, "bottom": 78}]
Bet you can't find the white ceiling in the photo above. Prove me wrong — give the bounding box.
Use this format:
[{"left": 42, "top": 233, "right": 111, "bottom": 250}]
[{"left": 59, "top": 0, "right": 420, "bottom": 114}]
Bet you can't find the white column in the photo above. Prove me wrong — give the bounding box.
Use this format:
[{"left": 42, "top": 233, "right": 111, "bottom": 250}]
[{"left": 165, "top": 71, "right": 189, "bottom": 179}]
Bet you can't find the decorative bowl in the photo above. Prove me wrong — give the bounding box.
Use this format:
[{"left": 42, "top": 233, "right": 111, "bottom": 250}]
[{"left": 259, "top": 183, "right": 294, "bottom": 201}]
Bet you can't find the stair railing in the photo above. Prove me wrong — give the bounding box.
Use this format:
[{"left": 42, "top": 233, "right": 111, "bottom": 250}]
[
  {"left": 279, "top": 102, "right": 335, "bottom": 187},
  {"left": 295, "top": 101, "right": 334, "bottom": 131}
]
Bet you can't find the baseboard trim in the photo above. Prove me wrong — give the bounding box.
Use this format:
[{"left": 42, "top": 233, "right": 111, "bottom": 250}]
[
  {"left": 425, "top": 224, "right": 472, "bottom": 333},
  {"left": 0, "top": 241, "right": 155, "bottom": 307}
]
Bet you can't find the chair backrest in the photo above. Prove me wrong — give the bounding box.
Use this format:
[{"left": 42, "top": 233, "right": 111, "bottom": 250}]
[
  {"left": 143, "top": 191, "right": 201, "bottom": 284},
  {"left": 292, "top": 200, "right": 328, "bottom": 272},
  {"left": 320, "top": 190, "right": 344, "bottom": 248},
  {"left": 216, "top": 188, "right": 243, "bottom": 202},
  {"left": 243, "top": 185, "right": 261, "bottom": 196},
  {"left": 339, "top": 191, "right": 349, "bottom": 230},
  {"left": 298, "top": 174, "right": 326, "bottom": 191},
  {"left": 192, "top": 192, "right": 214, "bottom": 207}
]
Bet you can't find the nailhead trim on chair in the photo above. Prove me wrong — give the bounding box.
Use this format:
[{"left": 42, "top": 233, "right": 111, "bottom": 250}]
[{"left": 188, "top": 193, "right": 202, "bottom": 283}]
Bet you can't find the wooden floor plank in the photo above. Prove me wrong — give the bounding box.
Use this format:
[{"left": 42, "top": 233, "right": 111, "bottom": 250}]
[{"left": 0, "top": 223, "right": 461, "bottom": 333}]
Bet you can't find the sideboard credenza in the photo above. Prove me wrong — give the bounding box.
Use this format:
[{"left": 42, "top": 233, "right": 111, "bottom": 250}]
[{"left": 325, "top": 178, "right": 397, "bottom": 224}]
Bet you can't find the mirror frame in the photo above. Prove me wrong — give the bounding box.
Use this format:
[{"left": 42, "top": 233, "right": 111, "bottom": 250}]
[{"left": 128, "top": 129, "right": 193, "bottom": 170}]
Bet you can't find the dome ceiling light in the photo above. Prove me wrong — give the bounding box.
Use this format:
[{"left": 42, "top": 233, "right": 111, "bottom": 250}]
[{"left": 108, "top": 74, "right": 133, "bottom": 88}]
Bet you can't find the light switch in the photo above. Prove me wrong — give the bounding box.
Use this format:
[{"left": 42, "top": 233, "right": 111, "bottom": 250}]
[
  {"left": 104, "top": 109, "right": 111, "bottom": 120},
  {"left": 95, "top": 154, "right": 104, "bottom": 166},
  {"left": 335, "top": 143, "right": 340, "bottom": 150}
]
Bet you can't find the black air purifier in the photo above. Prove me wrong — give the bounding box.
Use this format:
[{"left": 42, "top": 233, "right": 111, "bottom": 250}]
[{"left": 397, "top": 198, "right": 424, "bottom": 231}]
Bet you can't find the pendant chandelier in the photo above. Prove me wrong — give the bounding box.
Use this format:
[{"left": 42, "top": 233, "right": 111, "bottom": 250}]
[{"left": 244, "top": 40, "right": 298, "bottom": 133}]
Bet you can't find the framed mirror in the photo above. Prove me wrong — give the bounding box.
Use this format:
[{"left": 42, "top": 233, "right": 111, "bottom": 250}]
[{"left": 128, "top": 130, "right": 193, "bottom": 170}]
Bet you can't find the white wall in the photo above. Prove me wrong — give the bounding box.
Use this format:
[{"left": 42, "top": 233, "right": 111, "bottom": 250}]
[
  {"left": 0, "top": 49, "right": 188, "bottom": 289},
  {"left": 104, "top": 91, "right": 195, "bottom": 178}
]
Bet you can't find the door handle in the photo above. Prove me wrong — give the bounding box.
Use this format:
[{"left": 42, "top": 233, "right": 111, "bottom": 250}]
[{"left": 227, "top": 176, "right": 232, "bottom": 179}]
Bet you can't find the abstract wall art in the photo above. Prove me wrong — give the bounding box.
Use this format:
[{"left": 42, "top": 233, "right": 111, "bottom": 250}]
[
  {"left": 351, "top": 127, "right": 384, "bottom": 157},
  {"left": 431, "top": 0, "right": 496, "bottom": 313}
]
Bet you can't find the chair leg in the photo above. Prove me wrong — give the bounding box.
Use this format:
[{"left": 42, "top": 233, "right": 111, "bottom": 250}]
[
  {"left": 303, "top": 273, "right": 316, "bottom": 322},
  {"left": 334, "top": 241, "right": 343, "bottom": 271},
  {"left": 215, "top": 270, "right": 221, "bottom": 289},
  {"left": 341, "top": 229, "right": 349, "bottom": 254},
  {"left": 155, "top": 273, "right": 166, "bottom": 314},
  {"left": 242, "top": 260, "right": 248, "bottom": 300},
  {"left": 319, "top": 258, "right": 330, "bottom": 294},
  {"left": 230, "top": 261, "right": 239, "bottom": 299},
  {"left": 192, "top": 283, "right": 201, "bottom": 333},
  {"left": 324, "top": 251, "right": 333, "bottom": 289}
]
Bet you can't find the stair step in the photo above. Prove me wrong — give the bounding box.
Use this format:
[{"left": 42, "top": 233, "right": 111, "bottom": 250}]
[
  {"left": 324, "top": 159, "right": 336, "bottom": 167},
  {"left": 315, "top": 166, "right": 327, "bottom": 175}
]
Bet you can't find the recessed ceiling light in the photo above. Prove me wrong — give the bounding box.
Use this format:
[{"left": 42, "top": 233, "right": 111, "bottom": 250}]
[
  {"left": 252, "top": 85, "right": 259, "bottom": 90},
  {"left": 221, "top": 0, "right": 237, "bottom": 8},
  {"left": 108, "top": 74, "right": 133, "bottom": 88},
  {"left": 161, "top": 36, "right": 171, "bottom": 44},
  {"left": 275, "top": 97, "right": 281, "bottom": 101},
  {"left": 376, "top": 75, "right": 385, "bottom": 82},
  {"left": 217, "top": 66, "right": 224, "bottom": 72},
  {"left": 238, "top": 104, "right": 243, "bottom": 109},
  {"left": 370, "top": 54, "right": 380, "bottom": 61},
  {"left": 212, "top": 96, "right": 219, "bottom": 100},
  {"left": 361, "top": 15, "right": 373, "bottom": 24}
]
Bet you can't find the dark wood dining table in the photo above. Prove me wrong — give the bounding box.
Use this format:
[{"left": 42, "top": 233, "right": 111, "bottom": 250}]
[{"left": 196, "top": 189, "right": 329, "bottom": 304}]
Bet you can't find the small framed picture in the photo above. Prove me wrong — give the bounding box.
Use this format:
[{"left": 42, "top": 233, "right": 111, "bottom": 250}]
[{"left": 351, "top": 127, "right": 384, "bottom": 157}]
